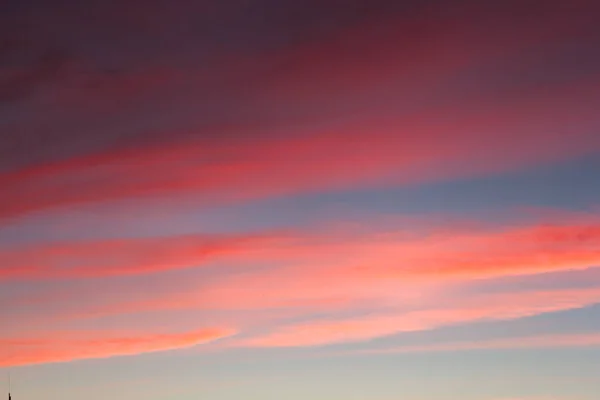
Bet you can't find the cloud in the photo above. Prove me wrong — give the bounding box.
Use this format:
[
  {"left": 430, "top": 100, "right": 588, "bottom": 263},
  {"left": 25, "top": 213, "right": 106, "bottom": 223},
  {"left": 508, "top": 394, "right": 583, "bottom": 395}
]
[
  {"left": 2, "top": 0, "right": 600, "bottom": 220},
  {"left": 4, "top": 218, "right": 599, "bottom": 353},
  {"left": 0, "top": 327, "right": 234, "bottom": 367},
  {"left": 2, "top": 218, "right": 598, "bottom": 286},
  {"left": 3, "top": 0, "right": 600, "bottom": 376},
  {"left": 0, "top": 232, "right": 282, "bottom": 280},
  {"left": 3, "top": 78, "right": 600, "bottom": 221},
  {"left": 3, "top": 217, "right": 600, "bottom": 363},
  {"left": 398, "top": 222, "right": 600, "bottom": 280},
  {"left": 138, "top": 220, "right": 600, "bottom": 311},
  {"left": 237, "top": 287, "right": 600, "bottom": 347}
]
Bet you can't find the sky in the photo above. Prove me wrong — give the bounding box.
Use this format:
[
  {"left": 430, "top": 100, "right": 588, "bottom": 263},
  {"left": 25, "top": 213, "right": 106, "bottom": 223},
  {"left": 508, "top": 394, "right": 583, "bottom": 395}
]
[{"left": 1, "top": 0, "right": 600, "bottom": 399}]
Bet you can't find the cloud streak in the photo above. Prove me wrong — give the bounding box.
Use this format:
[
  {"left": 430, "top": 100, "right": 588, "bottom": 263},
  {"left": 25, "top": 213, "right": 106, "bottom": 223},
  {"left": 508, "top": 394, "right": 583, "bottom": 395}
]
[
  {"left": 237, "top": 287, "right": 600, "bottom": 347},
  {"left": 2, "top": 217, "right": 599, "bottom": 333},
  {"left": 1, "top": 214, "right": 599, "bottom": 283},
  {"left": 0, "top": 232, "right": 282, "bottom": 280},
  {"left": 0, "top": 327, "right": 234, "bottom": 367}
]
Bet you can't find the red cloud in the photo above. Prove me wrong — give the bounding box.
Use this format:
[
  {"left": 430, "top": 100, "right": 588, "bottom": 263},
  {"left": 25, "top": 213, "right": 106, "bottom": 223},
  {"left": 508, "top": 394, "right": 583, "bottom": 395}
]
[
  {"left": 2, "top": 0, "right": 600, "bottom": 222},
  {"left": 3, "top": 23, "right": 600, "bottom": 222},
  {"left": 0, "top": 327, "right": 234, "bottom": 367},
  {"left": 3, "top": 85, "right": 600, "bottom": 221}
]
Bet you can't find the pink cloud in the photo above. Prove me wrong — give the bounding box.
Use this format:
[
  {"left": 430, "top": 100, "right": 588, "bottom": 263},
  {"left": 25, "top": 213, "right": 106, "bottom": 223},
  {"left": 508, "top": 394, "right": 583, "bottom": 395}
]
[
  {"left": 3, "top": 217, "right": 599, "bottom": 342},
  {"left": 2, "top": 218, "right": 599, "bottom": 284},
  {"left": 237, "top": 287, "right": 600, "bottom": 347},
  {"left": 0, "top": 327, "right": 234, "bottom": 367},
  {"left": 0, "top": 232, "right": 283, "bottom": 280},
  {"left": 145, "top": 220, "right": 600, "bottom": 315},
  {"left": 3, "top": 216, "right": 600, "bottom": 360}
]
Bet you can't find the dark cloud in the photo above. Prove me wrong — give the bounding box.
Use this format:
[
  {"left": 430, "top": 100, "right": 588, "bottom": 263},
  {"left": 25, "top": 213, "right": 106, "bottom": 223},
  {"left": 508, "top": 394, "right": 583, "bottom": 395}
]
[{"left": 1, "top": 0, "right": 599, "bottom": 175}]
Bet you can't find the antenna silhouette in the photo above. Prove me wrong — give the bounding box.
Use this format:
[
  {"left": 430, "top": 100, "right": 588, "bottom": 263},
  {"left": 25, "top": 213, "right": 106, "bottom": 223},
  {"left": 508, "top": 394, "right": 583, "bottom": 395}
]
[{"left": 7, "top": 371, "right": 10, "bottom": 400}]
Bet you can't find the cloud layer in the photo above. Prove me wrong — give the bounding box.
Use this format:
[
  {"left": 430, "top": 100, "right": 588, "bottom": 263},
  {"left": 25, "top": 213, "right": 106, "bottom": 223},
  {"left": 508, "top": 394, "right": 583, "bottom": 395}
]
[
  {"left": 2, "top": 0, "right": 600, "bottom": 378},
  {"left": 2, "top": 0, "right": 600, "bottom": 221},
  {"left": 3, "top": 215, "right": 600, "bottom": 365}
]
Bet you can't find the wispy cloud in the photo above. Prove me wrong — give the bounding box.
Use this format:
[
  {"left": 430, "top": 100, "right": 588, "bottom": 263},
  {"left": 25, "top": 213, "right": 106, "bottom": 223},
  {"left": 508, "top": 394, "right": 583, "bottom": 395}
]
[
  {"left": 2, "top": 218, "right": 598, "bottom": 283},
  {"left": 0, "top": 232, "right": 282, "bottom": 280},
  {"left": 0, "top": 327, "right": 234, "bottom": 367},
  {"left": 1, "top": 212, "right": 598, "bottom": 364},
  {"left": 3, "top": 217, "right": 599, "bottom": 345},
  {"left": 237, "top": 287, "right": 600, "bottom": 347}
]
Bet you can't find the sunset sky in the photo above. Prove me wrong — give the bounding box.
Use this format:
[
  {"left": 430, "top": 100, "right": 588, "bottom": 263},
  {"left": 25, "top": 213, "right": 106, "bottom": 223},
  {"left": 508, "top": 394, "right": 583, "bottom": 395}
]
[{"left": 1, "top": 1, "right": 600, "bottom": 399}]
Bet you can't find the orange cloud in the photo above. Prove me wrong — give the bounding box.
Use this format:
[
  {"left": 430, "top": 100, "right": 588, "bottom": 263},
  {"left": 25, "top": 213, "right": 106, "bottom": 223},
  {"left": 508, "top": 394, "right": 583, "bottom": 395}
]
[
  {"left": 0, "top": 327, "right": 234, "bottom": 367},
  {"left": 237, "top": 287, "right": 600, "bottom": 347}
]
